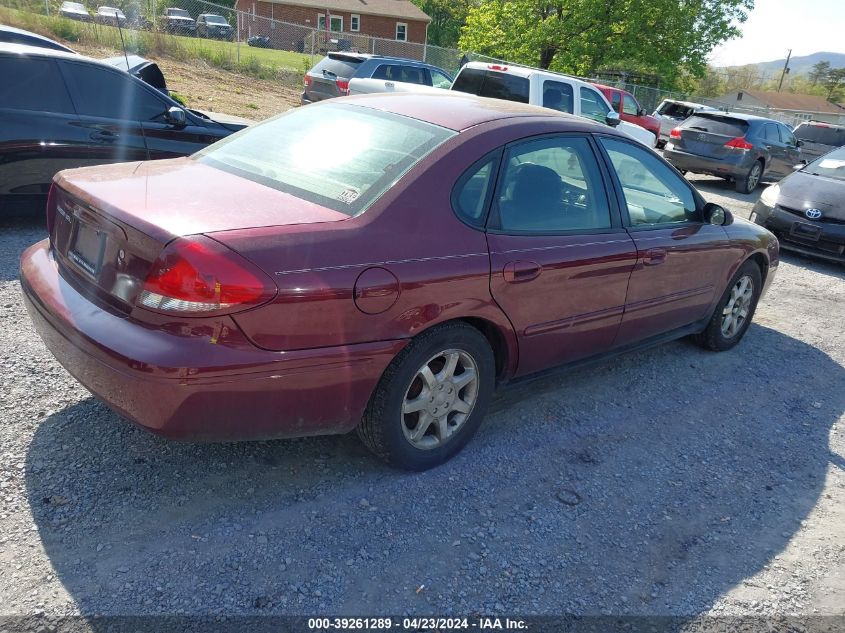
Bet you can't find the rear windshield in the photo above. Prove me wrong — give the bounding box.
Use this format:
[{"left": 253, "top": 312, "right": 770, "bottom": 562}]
[
  {"left": 451, "top": 68, "right": 530, "bottom": 104},
  {"left": 794, "top": 123, "right": 845, "bottom": 146},
  {"left": 657, "top": 102, "right": 695, "bottom": 119},
  {"left": 311, "top": 55, "right": 363, "bottom": 79},
  {"left": 804, "top": 146, "right": 845, "bottom": 181},
  {"left": 681, "top": 114, "right": 748, "bottom": 137},
  {"left": 196, "top": 103, "right": 456, "bottom": 216},
  {"left": 205, "top": 15, "right": 228, "bottom": 24},
  {"left": 167, "top": 8, "right": 190, "bottom": 16}
]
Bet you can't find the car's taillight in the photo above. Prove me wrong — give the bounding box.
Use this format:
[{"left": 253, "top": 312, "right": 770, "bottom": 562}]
[
  {"left": 725, "top": 136, "right": 753, "bottom": 150},
  {"left": 670, "top": 127, "right": 681, "bottom": 139},
  {"left": 304, "top": 74, "right": 312, "bottom": 88},
  {"left": 46, "top": 183, "right": 58, "bottom": 236},
  {"left": 336, "top": 79, "right": 349, "bottom": 95},
  {"left": 138, "top": 236, "right": 277, "bottom": 316}
]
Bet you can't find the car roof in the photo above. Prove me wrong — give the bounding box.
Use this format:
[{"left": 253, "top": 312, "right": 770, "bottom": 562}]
[
  {"left": 339, "top": 92, "right": 623, "bottom": 133},
  {"left": 327, "top": 52, "right": 448, "bottom": 71},
  {"left": 692, "top": 110, "right": 781, "bottom": 124},
  {"left": 592, "top": 82, "right": 627, "bottom": 93},
  {"left": 459, "top": 61, "right": 588, "bottom": 85},
  {"left": 0, "top": 41, "right": 82, "bottom": 60},
  {"left": 0, "top": 25, "right": 76, "bottom": 53}
]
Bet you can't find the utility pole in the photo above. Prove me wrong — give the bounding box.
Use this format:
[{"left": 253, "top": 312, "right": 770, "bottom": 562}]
[{"left": 778, "top": 49, "right": 792, "bottom": 92}]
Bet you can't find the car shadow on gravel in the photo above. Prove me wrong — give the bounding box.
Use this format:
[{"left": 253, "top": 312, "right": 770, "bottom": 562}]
[{"left": 24, "top": 324, "right": 845, "bottom": 618}]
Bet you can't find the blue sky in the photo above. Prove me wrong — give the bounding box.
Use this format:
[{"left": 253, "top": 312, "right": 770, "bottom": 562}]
[{"left": 709, "top": 0, "right": 845, "bottom": 66}]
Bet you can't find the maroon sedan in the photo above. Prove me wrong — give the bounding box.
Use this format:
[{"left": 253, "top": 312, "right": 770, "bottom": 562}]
[{"left": 21, "top": 93, "right": 779, "bottom": 470}]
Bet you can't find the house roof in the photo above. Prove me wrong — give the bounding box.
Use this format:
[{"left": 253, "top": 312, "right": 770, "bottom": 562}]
[
  {"left": 266, "top": 0, "right": 431, "bottom": 22},
  {"left": 736, "top": 89, "right": 845, "bottom": 114}
]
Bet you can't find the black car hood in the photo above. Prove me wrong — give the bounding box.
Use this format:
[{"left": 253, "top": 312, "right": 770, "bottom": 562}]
[{"left": 777, "top": 169, "right": 845, "bottom": 221}]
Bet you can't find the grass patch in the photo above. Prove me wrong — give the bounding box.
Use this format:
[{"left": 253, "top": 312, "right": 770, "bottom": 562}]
[{"left": 0, "top": 6, "right": 316, "bottom": 82}]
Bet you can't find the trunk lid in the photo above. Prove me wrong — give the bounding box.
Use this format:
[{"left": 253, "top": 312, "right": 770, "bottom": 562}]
[
  {"left": 675, "top": 114, "right": 749, "bottom": 158},
  {"left": 50, "top": 158, "right": 348, "bottom": 311}
]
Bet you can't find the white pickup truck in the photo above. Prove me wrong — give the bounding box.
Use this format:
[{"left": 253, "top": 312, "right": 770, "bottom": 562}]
[{"left": 450, "top": 62, "right": 657, "bottom": 147}]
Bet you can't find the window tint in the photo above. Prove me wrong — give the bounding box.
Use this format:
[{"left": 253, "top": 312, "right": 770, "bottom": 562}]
[
  {"left": 579, "top": 87, "right": 609, "bottom": 123},
  {"left": 542, "top": 80, "right": 574, "bottom": 113},
  {"left": 0, "top": 56, "right": 74, "bottom": 114},
  {"left": 779, "top": 125, "right": 797, "bottom": 146},
  {"left": 453, "top": 157, "right": 496, "bottom": 225},
  {"left": 600, "top": 137, "right": 697, "bottom": 226},
  {"left": 495, "top": 136, "right": 610, "bottom": 233},
  {"left": 793, "top": 123, "right": 845, "bottom": 146},
  {"left": 371, "top": 64, "right": 425, "bottom": 85},
  {"left": 682, "top": 114, "right": 748, "bottom": 137},
  {"left": 611, "top": 92, "right": 621, "bottom": 109},
  {"left": 312, "top": 55, "right": 362, "bottom": 78},
  {"left": 451, "top": 69, "right": 529, "bottom": 104},
  {"left": 430, "top": 68, "right": 452, "bottom": 89},
  {"left": 62, "top": 62, "right": 167, "bottom": 120},
  {"left": 197, "top": 103, "right": 455, "bottom": 217},
  {"left": 763, "top": 123, "right": 780, "bottom": 142},
  {"left": 622, "top": 94, "right": 639, "bottom": 116}
]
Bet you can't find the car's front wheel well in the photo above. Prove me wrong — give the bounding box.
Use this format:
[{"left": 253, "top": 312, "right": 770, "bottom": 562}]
[{"left": 747, "top": 252, "right": 768, "bottom": 285}]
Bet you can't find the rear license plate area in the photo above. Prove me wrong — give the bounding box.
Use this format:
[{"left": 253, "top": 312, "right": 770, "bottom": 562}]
[
  {"left": 790, "top": 221, "right": 821, "bottom": 242},
  {"left": 68, "top": 220, "right": 106, "bottom": 278}
]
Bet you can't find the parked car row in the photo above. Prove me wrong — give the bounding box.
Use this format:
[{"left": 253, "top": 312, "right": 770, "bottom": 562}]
[{"left": 55, "top": 2, "right": 232, "bottom": 38}]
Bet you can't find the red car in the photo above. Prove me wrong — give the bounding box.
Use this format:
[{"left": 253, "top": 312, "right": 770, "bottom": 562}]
[
  {"left": 21, "top": 94, "right": 779, "bottom": 470},
  {"left": 593, "top": 83, "right": 661, "bottom": 144}
]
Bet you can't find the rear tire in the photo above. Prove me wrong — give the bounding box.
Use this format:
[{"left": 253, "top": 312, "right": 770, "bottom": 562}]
[
  {"left": 694, "top": 261, "right": 762, "bottom": 351},
  {"left": 736, "top": 160, "right": 763, "bottom": 194},
  {"left": 357, "top": 322, "right": 495, "bottom": 471}
]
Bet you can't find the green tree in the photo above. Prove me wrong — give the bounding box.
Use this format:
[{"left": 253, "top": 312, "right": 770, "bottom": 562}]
[
  {"left": 823, "top": 67, "right": 845, "bottom": 101},
  {"left": 808, "top": 60, "right": 831, "bottom": 87},
  {"left": 412, "top": 0, "right": 472, "bottom": 48},
  {"left": 458, "top": 0, "right": 754, "bottom": 87}
]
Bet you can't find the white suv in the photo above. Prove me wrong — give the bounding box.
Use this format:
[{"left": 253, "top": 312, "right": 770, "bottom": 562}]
[{"left": 450, "top": 62, "right": 656, "bottom": 147}]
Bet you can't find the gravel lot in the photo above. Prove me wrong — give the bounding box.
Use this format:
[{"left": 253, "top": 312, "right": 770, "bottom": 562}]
[{"left": 1, "top": 175, "right": 844, "bottom": 626}]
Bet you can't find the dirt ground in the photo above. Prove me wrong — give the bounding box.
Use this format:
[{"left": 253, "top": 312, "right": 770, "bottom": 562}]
[{"left": 72, "top": 41, "right": 301, "bottom": 121}]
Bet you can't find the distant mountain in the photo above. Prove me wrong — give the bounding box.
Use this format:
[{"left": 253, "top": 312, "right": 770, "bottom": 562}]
[{"left": 722, "top": 51, "right": 845, "bottom": 77}]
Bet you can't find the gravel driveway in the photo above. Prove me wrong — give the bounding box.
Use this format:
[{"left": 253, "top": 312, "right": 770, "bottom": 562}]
[{"left": 1, "top": 176, "right": 844, "bottom": 626}]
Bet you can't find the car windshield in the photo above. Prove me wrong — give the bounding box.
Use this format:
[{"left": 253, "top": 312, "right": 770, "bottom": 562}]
[
  {"left": 168, "top": 8, "right": 190, "bottom": 17},
  {"left": 805, "top": 146, "right": 845, "bottom": 181},
  {"left": 205, "top": 15, "right": 227, "bottom": 24},
  {"left": 794, "top": 123, "right": 845, "bottom": 146},
  {"left": 195, "top": 103, "right": 456, "bottom": 216},
  {"left": 63, "top": 2, "right": 85, "bottom": 10}
]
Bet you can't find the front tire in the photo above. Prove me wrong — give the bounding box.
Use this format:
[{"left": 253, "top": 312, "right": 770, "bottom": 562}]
[
  {"left": 694, "top": 261, "right": 762, "bottom": 351},
  {"left": 357, "top": 322, "right": 495, "bottom": 471}
]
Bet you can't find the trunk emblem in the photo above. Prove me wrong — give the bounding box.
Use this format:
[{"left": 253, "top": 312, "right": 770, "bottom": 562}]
[{"left": 805, "top": 208, "right": 823, "bottom": 220}]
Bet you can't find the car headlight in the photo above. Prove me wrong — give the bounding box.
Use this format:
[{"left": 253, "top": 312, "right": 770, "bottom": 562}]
[{"left": 759, "top": 183, "right": 779, "bottom": 207}]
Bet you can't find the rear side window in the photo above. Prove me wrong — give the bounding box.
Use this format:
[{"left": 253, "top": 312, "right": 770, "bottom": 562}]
[
  {"left": 682, "top": 115, "right": 748, "bottom": 137},
  {"left": 542, "top": 80, "right": 574, "bottom": 113},
  {"left": 794, "top": 123, "right": 845, "bottom": 146},
  {"left": 371, "top": 64, "right": 426, "bottom": 85},
  {"left": 197, "top": 103, "right": 456, "bottom": 217},
  {"left": 0, "top": 56, "right": 74, "bottom": 114},
  {"left": 762, "top": 124, "right": 779, "bottom": 142},
  {"left": 312, "top": 55, "right": 362, "bottom": 79},
  {"left": 451, "top": 69, "right": 529, "bottom": 104}
]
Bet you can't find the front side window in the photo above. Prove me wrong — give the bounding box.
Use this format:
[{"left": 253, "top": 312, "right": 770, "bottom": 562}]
[
  {"left": 779, "top": 125, "right": 797, "bottom": 147},
  {"left": 196, "top": 103, "right": 456, "bottom": 217},
  {"left": 0, "top": 56, "right": 74, "bottom": 114},
  {"left": 62, "top": 62, "right": 167, "bottom": 121},
  {"left": 622, "top": 94, "right": 639, "bottom": 116},
  {"left": 430, "top": 68, "right": 452, "bottom": 89},
  {"left": 494, "top": 136, "right": 610, "bottom": 233},
  {"left": 579, "top": 87, "right": 610, "bottom": 123},
  {"left": 396, "top": 22, "right": 407, "bottom": 41},
  {"left": 599, "top": 137, "right": 697, "bottom": 226},
  {"left": 541, "top": 80, "right": 574, "bottom": 113}
]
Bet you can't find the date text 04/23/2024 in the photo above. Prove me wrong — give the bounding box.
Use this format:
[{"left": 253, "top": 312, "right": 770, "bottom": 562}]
[{"left": 307, "top": 617, "right": 528, "bottom": 630}]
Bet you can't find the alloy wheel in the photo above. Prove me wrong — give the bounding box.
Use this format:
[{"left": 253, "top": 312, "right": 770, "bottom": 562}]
[
  {"left": 747, "top": 163, "right": 761, "bottom": 190},
  {"left": 401, "top": 349, "right": 479, "bottom": 450},
  {"left": 721, "top": 274, "right": 754, "bottom": 339}
]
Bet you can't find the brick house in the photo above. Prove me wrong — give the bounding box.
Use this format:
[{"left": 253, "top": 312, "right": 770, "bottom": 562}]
[
  {"left": 712, "top": 89, "right": 845, "bottom": 126},
  {"left": 235, "top": 0, "right": 431, "bottom": 53}
]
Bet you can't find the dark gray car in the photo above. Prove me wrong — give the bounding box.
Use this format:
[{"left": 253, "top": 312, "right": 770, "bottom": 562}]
[
  {"left": 663, "top": 112, "right": 802, "bottom": 194},
  {"left": 301, "top": 53, "right": 452, "bottom": 104},
  {"left": 750, "top": 146, "right": 845, "bottom": 264}
]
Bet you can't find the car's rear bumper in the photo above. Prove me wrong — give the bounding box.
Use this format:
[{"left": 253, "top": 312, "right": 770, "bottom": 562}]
[
  {"left": 663, "top": 146, "right": 750, "bottom": 178},
  {"left": 21, "top": 239, "right": 406, "bottom": 440},
  {"left": 751, "top": 201, "right": 845, "bottom": 263}
]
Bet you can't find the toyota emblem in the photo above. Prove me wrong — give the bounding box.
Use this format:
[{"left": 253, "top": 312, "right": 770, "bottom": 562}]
[{"left": 805, "top": 208, "right": 823, "bottom": 220}]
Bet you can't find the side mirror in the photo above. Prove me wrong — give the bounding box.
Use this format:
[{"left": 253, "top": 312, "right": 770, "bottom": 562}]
[
  {"left": 637, "top": 108, "right": 646, "bottom": 117},
  {"left": 792, "top": 161, "right": 807, "bottom": 171},
  {"left": 703, "top": 202, "right": 733, "bottom": 226},
  {"left": 605, "top": 111, "right": 621, "bottom": 127},
  {"left": 166, "top": 106, "right": 187, "bottom": 127},
  {"left": 796, "top": 139, "right": 803, "bottom": 147}
]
